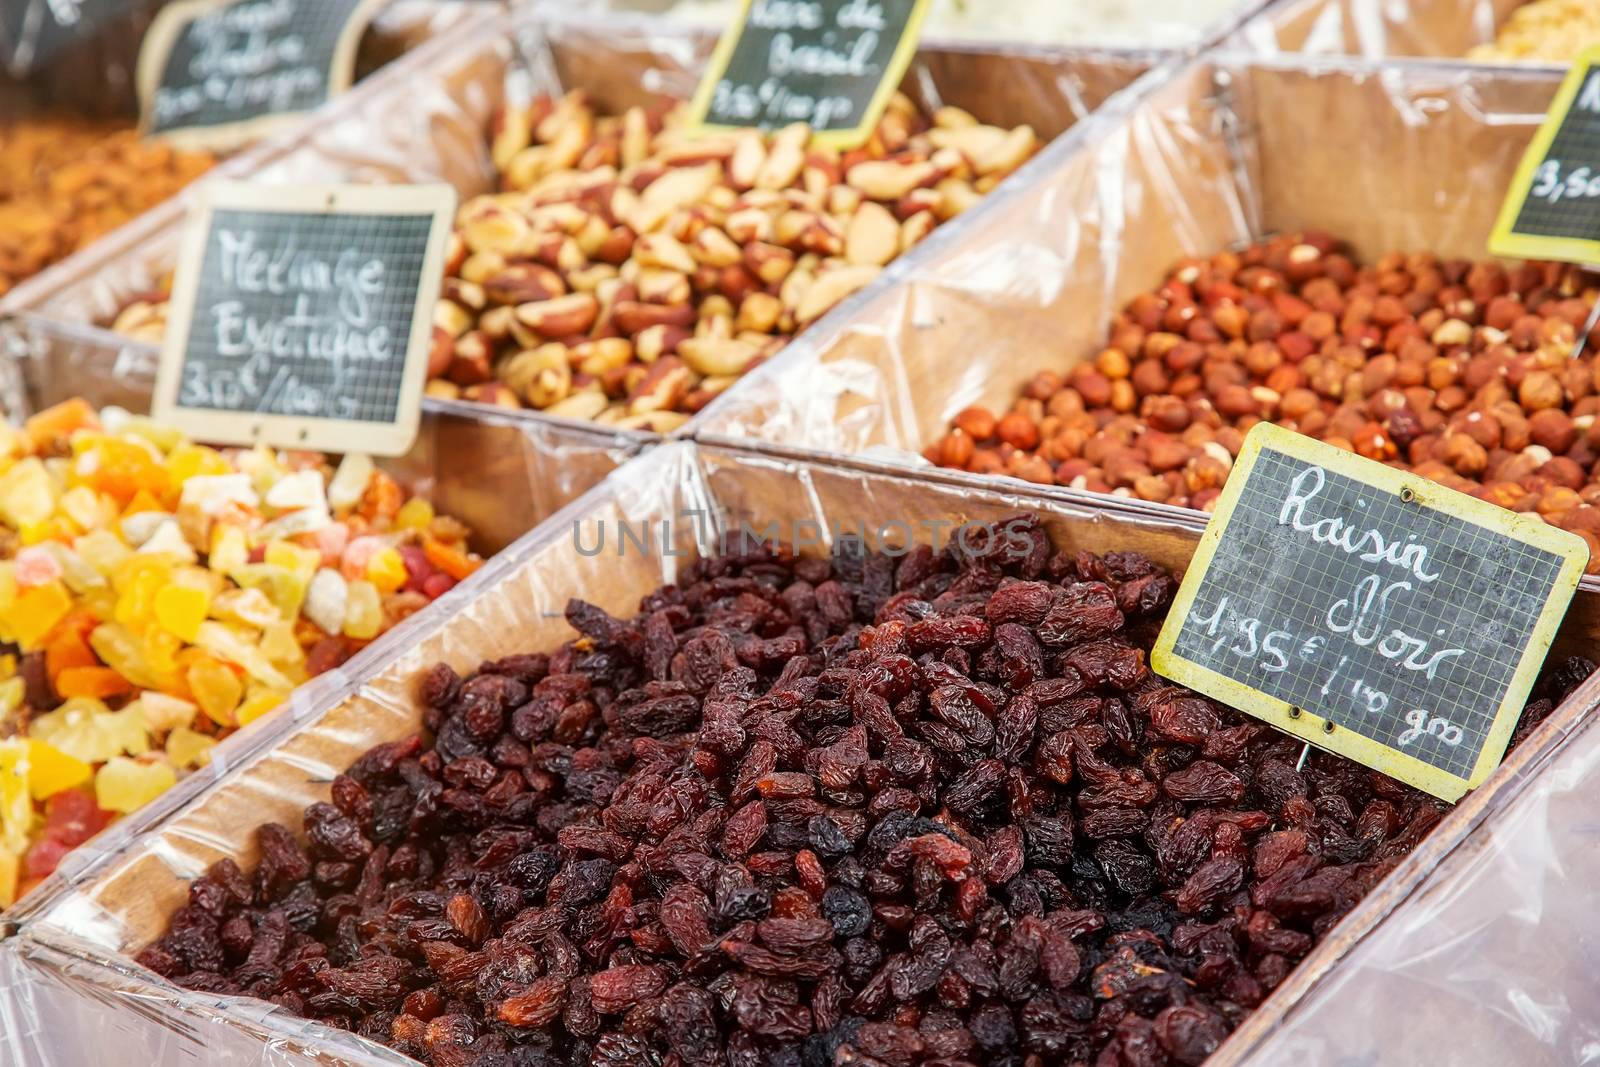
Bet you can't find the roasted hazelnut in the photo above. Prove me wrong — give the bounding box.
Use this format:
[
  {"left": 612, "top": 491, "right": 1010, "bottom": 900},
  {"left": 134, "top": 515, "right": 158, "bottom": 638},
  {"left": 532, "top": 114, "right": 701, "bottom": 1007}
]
[
  {"left": 1540, "top": 456, "right": 1586, "bottom": 490},
  {"left": 1519, "top": 370, "right": 1564, "bottom": 411},
  {"left": 996, "top": 413, "right": 1040, "bottom": 451},
  {"left": 953, "top": 406, "right": 997, "bottom": 440},
  {"left": 1442, "top": 433, "right": 1489, "bottom": 476},
  {"left": 1146, "top": 396, "right": 1191, "bottom": 433},
  {"left": 1529, "top": 409, "right": 1577, "bottom": 453}
]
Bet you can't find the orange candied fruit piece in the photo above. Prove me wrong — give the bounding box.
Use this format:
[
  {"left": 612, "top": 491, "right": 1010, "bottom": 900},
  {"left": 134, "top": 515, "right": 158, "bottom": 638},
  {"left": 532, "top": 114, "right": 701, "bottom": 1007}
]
[
  {"left": 54, "top": 666, "right": 135, "bottom": 701},
  {"left": 423, "top": 537, "right": 481, "bottom": 582},
  {"left": 45, "top": 614, "right": 99, "bottom": 680},
  {"left": 24, "top": 398, "right": 99, "bottom": 451},
  {"left": 79, "top": 438, "right": 172, "bottom": 505},
  {"left": 361, "top": 470, "right": 404, "bottom": 520}
]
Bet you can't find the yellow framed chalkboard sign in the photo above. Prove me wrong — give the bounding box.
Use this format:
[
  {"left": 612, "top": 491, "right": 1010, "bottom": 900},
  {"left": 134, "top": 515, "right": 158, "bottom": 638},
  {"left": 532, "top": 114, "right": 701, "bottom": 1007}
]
[
  {"left": 153, "top": 181, "right": 456, "bottom": 458},
  {"left": 137, "top": 0, "right": 388, "bottom": 152},
  {"left": 1152, "top": 423, "right": 1588, "bottom": 803},
  {"left": 1490, "top": 45, "right": 1600, "bottom": 263},
  {"left": 686, "top": 0, "right": 934, "bottom": 149}
]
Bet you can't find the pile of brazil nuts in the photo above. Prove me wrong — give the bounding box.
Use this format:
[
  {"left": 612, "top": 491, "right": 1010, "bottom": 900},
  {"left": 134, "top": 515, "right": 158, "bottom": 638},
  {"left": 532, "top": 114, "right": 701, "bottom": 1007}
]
[
  {"left": 110, "top": 91, "right": 1038, "bottom": 430},
  {"left": 139, "top": 519, "right": 1596, "bottom": 1066},
  {"left": 925, "top": 233, "right": 1600, "bottom": 566}
]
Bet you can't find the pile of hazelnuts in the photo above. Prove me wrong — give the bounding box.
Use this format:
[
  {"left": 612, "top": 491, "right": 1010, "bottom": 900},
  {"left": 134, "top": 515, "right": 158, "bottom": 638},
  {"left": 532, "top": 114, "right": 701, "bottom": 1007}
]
[{"left": 927, "top": 232, "right": 1600, "bottom": 566}]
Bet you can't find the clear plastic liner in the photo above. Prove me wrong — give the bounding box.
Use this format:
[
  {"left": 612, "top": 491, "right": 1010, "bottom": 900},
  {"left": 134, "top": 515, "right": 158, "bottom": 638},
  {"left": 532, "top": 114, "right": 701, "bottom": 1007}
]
[
  {"left": 4, "top": 438, "right": 1600, "bottom": 1064},
  {"left": 1236, "top": 0, "right": 1530, "bottom": 62},
  {"left": 0, "top": 5, "right": 1168, "bottom": 437},
  {"left": 696, "top": 54, "right": 1568, "bottom": 471}
]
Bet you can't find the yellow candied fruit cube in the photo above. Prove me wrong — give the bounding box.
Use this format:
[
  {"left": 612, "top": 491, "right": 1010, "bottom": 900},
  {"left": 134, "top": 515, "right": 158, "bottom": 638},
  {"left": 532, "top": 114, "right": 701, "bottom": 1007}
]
[
  {"left": 29, "top": 699, "right": 148, "bottom": 764},
  {"left": 0, "top": 849, "right": 16, "bottom": 910},
  {"left": 24, "top": 739, "right": 93, "bottom": 801},
  {"left": 112, "top": 556, "right": 172, "bottom": 627},
  {"left": 75, "top": 529, "right": 133, "bottom": 576},
  {"left": 210, "top": 587, "right": 281, "bottom": 628},
  {"left": 265, "top": 540, "right": 321, "bottom": 584},
  {"left": 0, "top": 677, "right": 22, "bottom": 718},
  {"left": 166, "top": 443, "right": 231, "bottom": 483},
  {"left": 166, "top": 726, "right": 216, "bottom": 770},
  {"left": 45, "top": 542, "right": 107, "bottom": 594},
  {"left": 231, "top": 563, "right": 307, "bottom": 621},
  {"left": 365, "top": 547, "right": 408, "bottom": 594},
  {"left": 121, "top": 488, "right": 164, "bottom": 517},
  {"left": 95, "top": 756, "right": 176, "bottom": 814},
  {"left": 137, "top": 692, "right": 199, "bottom": 734},
  {"left": 6, "top": 581, "right": 72, "bottom": 651},
  {"left": 395, "top": 497, "right": 434, "bottom": 531},
  {"left": 0, "top": 740, "right": 34, "bottom": 853},
  {"left": 0, "top": 456, "right": 56, "bottom": 528},
  {"left": 194, "top": 621, "right": 294, "bottom": 691},
  {"left": 141, "top": 625, "right": 184, "bottom": 683},
  {"left": 121, "top": 417, "right": 185, "bottom": 454},
  {"left": 259, "top": 620, "right": 304, "bottom": 669},
  {"left": 0, "top": 560, "right": 14, "bottom": 615},
  {"left": 58, "top": 485, "right": 116, "bottom": 533},
  {"left": 187, "top": 657, "right": 243, "bottom": 728},
  {"left": 343, "top": 579, "right": 383, "bottom": 640},
  {"left": 153, "top": 583, "right": 212, "bottom": 642},
  {"left": 209, "top": 524, "right": 249, "bottom": 575},
  {"left": 236, "top": 686, "right": 288, "bottom": 726},
  {"left": 89, "top": 621, "right": 165, "bottom": 691}
]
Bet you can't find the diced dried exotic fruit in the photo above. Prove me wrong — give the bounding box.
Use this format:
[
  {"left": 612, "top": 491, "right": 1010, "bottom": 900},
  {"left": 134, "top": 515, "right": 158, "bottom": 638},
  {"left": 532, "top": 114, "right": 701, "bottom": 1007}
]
[{"left": 0, "top": 400, "right": 482, "bottom": 903}]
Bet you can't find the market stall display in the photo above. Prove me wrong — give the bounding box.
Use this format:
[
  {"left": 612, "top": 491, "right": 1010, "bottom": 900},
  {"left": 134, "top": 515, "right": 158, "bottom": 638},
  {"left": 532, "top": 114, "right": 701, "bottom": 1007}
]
[
  {"left": 7, "top": 444, "right": 1600, "bottom": 1067},
  {"left": 7, "top": 0, "right": 1600, "bottom": 1064}
]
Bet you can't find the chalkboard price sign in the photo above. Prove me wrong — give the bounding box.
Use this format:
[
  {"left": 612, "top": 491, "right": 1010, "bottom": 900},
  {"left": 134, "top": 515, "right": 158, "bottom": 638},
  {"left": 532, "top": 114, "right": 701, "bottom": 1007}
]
[
  {"left": 1152, "top": 423, "right": 1588, "bottom": 802},
  {"left": 1, "top": 0, "right": 130, "bottom": 76},
  {"left": 1491, "top": 45, "right": 1600, "bottom": 263},
  {"left": 686, "top": 0, "right": 933, "bottom": 147},
  {"left": 153, "top": 182, "right": 456, "bottom": 457},
  {"left": 136, "top": 0, "right": 385, "bottom": 150}
]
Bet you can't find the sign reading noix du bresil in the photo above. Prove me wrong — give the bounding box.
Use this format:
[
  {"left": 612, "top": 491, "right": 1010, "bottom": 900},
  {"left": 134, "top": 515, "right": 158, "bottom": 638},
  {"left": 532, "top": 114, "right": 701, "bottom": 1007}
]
[
  {"left": 137, "top": 0, "right": 386, "bottom": 150},
  {"left": 153, "top": 182, "right": 456, "bottom": 458},
  {"left": 1491, "top": 45, "right": 1600, "bottom": 263},
  {"left": 1, "top": 0, "right": 131, "bottom": 77},
  {"left": 1152, "top": 423, "right": 1588, "bottom": 803},
  {"left": 687, "top": 0, "right": 933, "bottom": 148}
]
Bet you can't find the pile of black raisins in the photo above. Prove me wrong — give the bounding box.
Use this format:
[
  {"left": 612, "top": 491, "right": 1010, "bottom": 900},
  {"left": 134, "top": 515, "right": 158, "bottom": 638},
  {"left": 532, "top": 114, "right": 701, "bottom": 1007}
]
[{"left": 138, "top": 517, "right": 1593, "bottom": 1067}]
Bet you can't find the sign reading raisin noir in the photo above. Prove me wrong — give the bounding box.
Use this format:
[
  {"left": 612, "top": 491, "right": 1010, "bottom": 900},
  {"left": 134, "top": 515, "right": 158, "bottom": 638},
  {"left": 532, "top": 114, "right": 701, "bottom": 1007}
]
[
  {"left": 153, "top": 182, "right": 456, "bottom": 457},
  {"left": 1, "top": 0, "right": 131, "bottom": 76},
  {"left": 1152, "top": 423, "right": 1588, "bottom": 802},
  {"left": 1491, "top": 45, "right": 1600, "bottom": 263},
  {"left": 136, "top": 0, "right": 385, "bottom": 150},
  {"left": 686, "top": 0, "right": 933, "bottom": 148}
]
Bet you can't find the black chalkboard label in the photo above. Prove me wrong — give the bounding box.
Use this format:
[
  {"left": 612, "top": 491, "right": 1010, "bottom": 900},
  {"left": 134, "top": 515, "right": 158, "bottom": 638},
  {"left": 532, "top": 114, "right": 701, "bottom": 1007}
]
[
  {"left": 1152, "top": 423, "right": 1588, "bottom": 802},
  {"left": 1491, "top": 46, "right": 1600, "bottom": 263},
  {"left": 1, "top": 0, "right": 130, "bottom": 76},
  {"left": 153, "top": 182, "right": 455, "bottom": 457},
  {"left": 136, "top": 0, "right": 384, "bottom": 150},
  {"left": 686, "top": 0, "right": 932, "bottom": 147}
]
